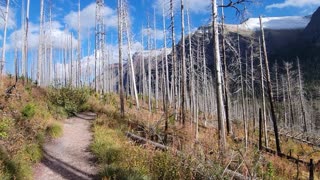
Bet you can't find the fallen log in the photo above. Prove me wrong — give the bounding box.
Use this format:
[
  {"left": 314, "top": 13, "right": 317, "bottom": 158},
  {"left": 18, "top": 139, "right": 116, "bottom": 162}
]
[
  {"left": 125, "top": 132, "right": 168, "bottom": 150},
  {"left": 125, "top": 132, "right": 249, "bottom": 180},
  {"left": 265, "top": 128, "right": 319, "bottom": 147},
  {"left": 73, "top": 112, "right": 97, "bottom": 120}
]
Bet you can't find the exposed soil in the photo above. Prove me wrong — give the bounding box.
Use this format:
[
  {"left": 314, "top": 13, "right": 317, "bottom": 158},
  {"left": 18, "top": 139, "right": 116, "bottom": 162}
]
[{"left": 33, "top": 112, "right": 98, "bottom": 180}]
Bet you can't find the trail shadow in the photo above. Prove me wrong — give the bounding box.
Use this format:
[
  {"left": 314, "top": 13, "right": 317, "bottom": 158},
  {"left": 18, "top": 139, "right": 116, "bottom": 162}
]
[{"left": 41, "top": 151, "right": 98, "bottom": 180}]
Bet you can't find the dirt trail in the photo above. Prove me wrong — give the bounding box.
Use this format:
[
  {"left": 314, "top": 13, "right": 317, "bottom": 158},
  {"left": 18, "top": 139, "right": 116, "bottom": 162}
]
[{"left": 33, "top": 112, "right": 98, "bottom": 180}]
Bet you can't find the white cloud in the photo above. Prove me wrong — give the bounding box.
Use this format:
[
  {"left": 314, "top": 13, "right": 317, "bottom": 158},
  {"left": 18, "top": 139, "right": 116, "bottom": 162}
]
[
  {"left": 266, "top": 0, "right": 320, "bottom": 9},
  {"left": 141, "top": 28, "right": 164, "bottom": 41},
  {"left": 8, "top": 21, "right": 77, "bottom": 50},
  {"left": 64, "top": 2, "right": 117, "bottom": 31},
  {"left": 0, "top": 6, "right": 16, "bottom": 29},
  {"left": 54, "top": 41, "right": 144, "bottom": 81},
  {"left": 153, "top": 0, "right": 210, "bottom": 14}
]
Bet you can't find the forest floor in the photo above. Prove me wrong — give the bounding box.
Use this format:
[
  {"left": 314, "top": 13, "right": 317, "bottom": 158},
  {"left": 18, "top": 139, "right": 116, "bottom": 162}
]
[{"left": 33, "top": 112, "right": 98, "bottom": 180}]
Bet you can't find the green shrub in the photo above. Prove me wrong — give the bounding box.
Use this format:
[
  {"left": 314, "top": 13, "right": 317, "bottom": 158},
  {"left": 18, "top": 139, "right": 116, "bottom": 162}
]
[
  {"left": 46, "top": 122, "right": 63, "bottom": 138},
  {"left": 21, "top": 104, "right": 36, "bottom": 119},
  {"left": 36, "top": 131, "right": 45, "bottom": 145},
  {"left": 12, "top": 152, "right": 33, "bottom": 180},
  {"left": 151, "top": 151, "right": 179, "bottom": 179},
  {"left": 102, "top": 93, "right": 118, "bottom": 106},
  {"left": 0, "top": 118, "right": 13, "bottom": 139},
  {"left": 48, "top": 86, "right": 89, "bottom": 116},
  {"left": 0, "top": 149, "right": 33, "bottom": 180},
  {"left": 91, "top": 127, "right": 122, "bottom": 164},
  {"left": 267, "top": 162, "right": 274, "bottom": 179},
  {"left": 100, "top": 164, "right": 149, "bottom": 180},
  {"left": 25, "top": 144, "right": 42, "bottom": 163}
]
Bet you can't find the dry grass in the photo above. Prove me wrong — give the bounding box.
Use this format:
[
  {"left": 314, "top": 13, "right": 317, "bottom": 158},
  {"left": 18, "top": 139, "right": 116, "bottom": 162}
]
[
  {"left": 0, "top": 76, "right": 64, "bottom": 179},
  {"left": 88, "top": 92, "right": 320, "bottom": 179}
]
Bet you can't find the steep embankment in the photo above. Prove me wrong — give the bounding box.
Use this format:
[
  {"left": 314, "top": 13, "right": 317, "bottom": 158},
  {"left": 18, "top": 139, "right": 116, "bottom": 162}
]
[{"left": 0, "top": 78, "right": 64, "bottom": 179}]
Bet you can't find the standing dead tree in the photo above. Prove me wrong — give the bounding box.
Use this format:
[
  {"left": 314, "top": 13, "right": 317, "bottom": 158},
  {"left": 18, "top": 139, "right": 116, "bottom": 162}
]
[
  {"left": 180, "top": 0, "right": 186, "bottom": 125},
  {"left": 212, "top": 0, "right": 226, "bottom": 152},
  {"left": 259, "top": 16, "right": 281, "bottom": 155},
  {"left": 123, "top": 1, "right": 140, "bottom": 110},
  {"left": 118, "top": 0, "right": 125, "bottom": 117}
]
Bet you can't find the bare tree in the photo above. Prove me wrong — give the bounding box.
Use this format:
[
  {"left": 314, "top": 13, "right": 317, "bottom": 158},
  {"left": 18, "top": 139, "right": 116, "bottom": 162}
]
[
  {"left": 77, "top": 0, "right": 81, "bottom": 87},
  {"left": 22, "top": 0, "right": 30, "bottom": 81},
  {"left": 37, "top": 0, "right": 44, "bottom": 86},
  {"left": 181, "top": 0, "right": 186, "bottom": 125},
  {"left": 259, "top": 16, "right": 281, "bottom": 155},
  {"left": 118, "top": 0, "right": 124, "bottom": 117},
  {"left": 170, "top": 0, "right": 178, "bottom": 121},
  {"left": 258, "top": 38, "right": 268, "bottom": 147},
  {"left": 221, "top": 0, "right": 232, "bottom": 135},
  {"left": 162, "top": 2, "right": 171, "bottom": 104},
  {"left": 284, "top": 62, "right": 295, "bottom": 129},
  {"left": 212, "top": 0, "right": 226, "bottom": 152},
  {"left": 297, "top": 58, "right": 307, "bottom": 132},
  {"left": 0, "top": 0, "right": 10, "bottom": 77},
  {"left": 123, "top": 2, "right": 140, "bottom": 110}
]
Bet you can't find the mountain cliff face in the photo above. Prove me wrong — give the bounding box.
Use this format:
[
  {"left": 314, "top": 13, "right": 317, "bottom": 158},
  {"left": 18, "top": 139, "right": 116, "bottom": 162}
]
[
  {"left": 303, "top": 7, "right": 320, "bottom": 45},
  {"left": 127, "top": 7, "right": 320, "bottom": 87},
  {"left": 264, "top": 7, "right": 320, "bottom": 84},
  {"left": 199, "top": 8, "right": 320, "bottom": 85}
]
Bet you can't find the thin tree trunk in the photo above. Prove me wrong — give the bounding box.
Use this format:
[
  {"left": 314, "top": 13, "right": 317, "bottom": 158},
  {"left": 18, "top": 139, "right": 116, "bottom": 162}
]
[
  {"left": 170, "top": 0, "right": 178, "bottom": 121},
  {"left": 147, "top": 18, "right": 152, "bottom": 112},
  {"left": 238, "top": 29, "right": 247, "bottom": 148},
  {"left": 118, "top": 0, "right": 125, "bottom": 117},
  {"left": 154, "top": 9, "right": 159, "bottom": 109},
  {"left": 37, "top": 0, "right": 44, "bottom": 86},
  {"left": 124, "top": 9, "right": 140, "bottom": 110},
  {"left": 49, "top": 1, "right": 53, "bottom": 84},
  {"left": 259, "top": 16, "right": 281, "bottom": 155},
  {"left": 181, "top": 0, "right": 186, "bottom": 125},
  {"left": 285, "top": 62, "right": 295, "bottom": 129},
  {"left": 1, "top": 0, "right": 10, "bottom": 76},
  {"left": 259, "top": 38, "right": 268, "bottom": 147},
  {"left": 221, "top": 2, "right": 231, "bottom": 135},
  {"left": 162, "top": 4, "right": 171, "bottom": 104},
  {"left": 77, "top": 0, "right": 81, "bottom": 87},
  {"left": 297, "top": 58, "right": 307, "bottom": 132},
  {"left": 212, "top": 0, "right": 226, "bottom": 152},
  {"left": 187, "top": 6, "right": 195, "bottom": 126},
  {"left": 22, "top": 0, "right": 30, "bottom": 81},
  {"left": 250, "top": 42, "right": 256, "bottom": 133}
]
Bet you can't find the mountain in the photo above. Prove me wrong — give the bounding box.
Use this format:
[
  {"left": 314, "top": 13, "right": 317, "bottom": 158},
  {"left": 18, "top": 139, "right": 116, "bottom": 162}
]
[
  {"left": 303, "top": 7, "right": 320, "bottom": 45},
  {"left": 121, "top": 8, "right": 320, "bottom": 90},
  {"left": 240, "top": 16, "right": 311, "bottom": 30}
]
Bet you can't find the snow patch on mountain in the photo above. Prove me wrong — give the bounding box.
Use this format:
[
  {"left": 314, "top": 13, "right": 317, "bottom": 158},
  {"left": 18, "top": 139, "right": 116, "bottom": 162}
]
[{"left": 240, "top": 16, "right": 311, "bottom": 30}]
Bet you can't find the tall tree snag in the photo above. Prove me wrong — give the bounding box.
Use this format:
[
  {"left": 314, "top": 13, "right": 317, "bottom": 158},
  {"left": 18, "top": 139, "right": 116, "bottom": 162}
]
[
  {"left": 259, "top": 16, "right": 281, "bottom": 155},
  {"left": 118, "top": 0, "right": 125, "bottom": 117},
  {"left": 212, "top": 0, "right": 226, "bottom": 152}
]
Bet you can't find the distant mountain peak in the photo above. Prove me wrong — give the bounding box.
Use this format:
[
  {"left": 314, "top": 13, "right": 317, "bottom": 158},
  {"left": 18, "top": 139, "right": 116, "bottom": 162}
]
[
  {"left": 303, "top": 7, "right": 320, "bottom": 44},
  {"left": 239, "top": 16, "right": 311, "bottom": 30}
]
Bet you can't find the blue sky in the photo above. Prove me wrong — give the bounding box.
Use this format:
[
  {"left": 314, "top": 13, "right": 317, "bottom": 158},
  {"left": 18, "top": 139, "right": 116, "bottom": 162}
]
[{"left": 1, "top": 0, "right": 320, "bottom": 74}]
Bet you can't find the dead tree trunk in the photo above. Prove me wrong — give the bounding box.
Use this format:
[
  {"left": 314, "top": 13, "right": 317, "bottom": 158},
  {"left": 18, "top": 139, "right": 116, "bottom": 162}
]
[
  {"left": 259, "top": 38, "right": 268, "bottom": 147},
  {"left": 212, "top": 0, "right": 226, "bottom": 152},
  {"left": 37, "top": 0, "right": 44, "bottom": 86},
  {"left": 181, "top": 0, "right": 186, "bottom": 125},
  {"left": 259, "top": 16, "right": 281, "bottom": 155},
  {"left": 0, "top": 0, "right": 10, "bottom": 76},
  {"left": 118, "top": 0, "right": 125, "bottom": 117},
  {"left": 297, "top": 58, "right": 307, "bottom": 132},
  {"left": 124, "top": 6, "right": 140, "bottom": 110},
  {"left": 221, "top": 2, "right": 232, "bottom": 135},
  {"left": 285, "top": 62, "right": 295, "bottom": 129}
]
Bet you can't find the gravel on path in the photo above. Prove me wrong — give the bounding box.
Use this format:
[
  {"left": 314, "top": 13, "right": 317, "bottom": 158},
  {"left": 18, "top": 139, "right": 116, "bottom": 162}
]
[{"left": 33, "top": 113, "right": 98, "bottom": 180}]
